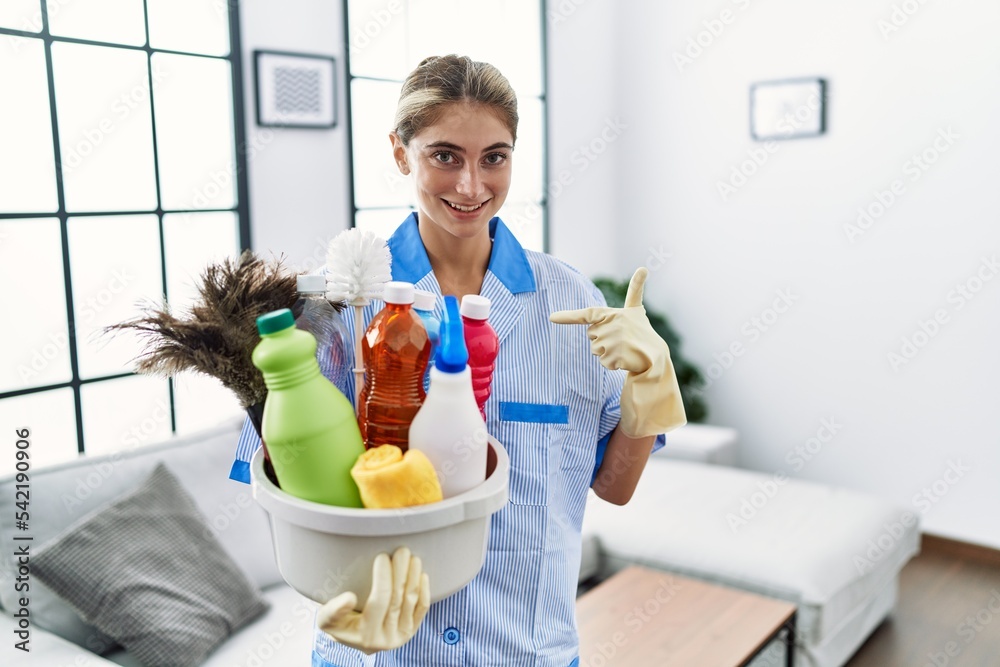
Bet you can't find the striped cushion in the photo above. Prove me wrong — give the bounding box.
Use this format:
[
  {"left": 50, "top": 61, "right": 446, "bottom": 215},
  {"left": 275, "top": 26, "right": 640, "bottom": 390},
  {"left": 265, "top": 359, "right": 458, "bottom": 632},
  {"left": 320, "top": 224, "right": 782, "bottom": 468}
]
[{"left": 32, "top": 464, "right": 269, "bottom": 667}]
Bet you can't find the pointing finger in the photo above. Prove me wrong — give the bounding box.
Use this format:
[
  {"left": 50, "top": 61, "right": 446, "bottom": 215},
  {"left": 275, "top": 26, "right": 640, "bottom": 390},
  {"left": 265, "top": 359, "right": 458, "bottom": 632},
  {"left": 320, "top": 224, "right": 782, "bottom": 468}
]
[
  {"left": 623, "top": 267, "right": 649, "bottom": 308},
  {"left": 549, "top": 307, "right": 605, "bottom": 325}
]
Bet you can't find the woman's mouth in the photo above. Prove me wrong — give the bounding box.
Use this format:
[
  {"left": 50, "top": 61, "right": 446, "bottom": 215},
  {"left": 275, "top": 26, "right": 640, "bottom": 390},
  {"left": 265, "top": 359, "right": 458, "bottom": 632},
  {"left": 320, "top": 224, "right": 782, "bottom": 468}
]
[{"left": 443, "top": 199, "right": 488, "bottom": 213}]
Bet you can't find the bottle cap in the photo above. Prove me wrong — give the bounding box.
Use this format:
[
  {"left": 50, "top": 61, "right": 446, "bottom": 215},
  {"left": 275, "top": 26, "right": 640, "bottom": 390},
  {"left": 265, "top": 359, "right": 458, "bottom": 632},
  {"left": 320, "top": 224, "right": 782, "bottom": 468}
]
[
  {"left": 436, "top": 296, "right": 469, "bottom": 373},
  {"left": 413, "top": 289, "right": 437, "bottom": 312},
  {"left": 382, "top": 281, "right": 415, "bottom": 305},
  {"left": 257, "top": 308, "right": 295, "bottom": 335},
  {"left": 297, "top": 274, "right": 326, "bottom": 294},
  {"left": 460, "top": 294, "right": 491, "bottom": 320}
]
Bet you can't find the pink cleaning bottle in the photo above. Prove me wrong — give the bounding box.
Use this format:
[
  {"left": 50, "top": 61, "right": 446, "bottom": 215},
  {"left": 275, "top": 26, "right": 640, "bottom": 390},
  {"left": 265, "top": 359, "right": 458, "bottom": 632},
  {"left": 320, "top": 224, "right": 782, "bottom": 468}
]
[{"left": 460, "top": 295, "right": 499, "bottom": 421}]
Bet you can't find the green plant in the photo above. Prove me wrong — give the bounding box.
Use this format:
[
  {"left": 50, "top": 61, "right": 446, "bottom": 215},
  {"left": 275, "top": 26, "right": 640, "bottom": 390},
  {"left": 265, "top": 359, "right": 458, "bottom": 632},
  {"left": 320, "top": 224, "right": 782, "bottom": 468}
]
[{"left": 593, "top": 276, "right": 708, "bottom": 423}]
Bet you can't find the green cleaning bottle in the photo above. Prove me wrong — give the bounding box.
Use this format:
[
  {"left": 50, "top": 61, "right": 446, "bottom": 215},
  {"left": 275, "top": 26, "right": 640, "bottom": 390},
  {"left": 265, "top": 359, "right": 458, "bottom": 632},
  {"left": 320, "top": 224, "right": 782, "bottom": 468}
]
[{"left": 253, "top": 308, "right": 364, "bottom": 507}]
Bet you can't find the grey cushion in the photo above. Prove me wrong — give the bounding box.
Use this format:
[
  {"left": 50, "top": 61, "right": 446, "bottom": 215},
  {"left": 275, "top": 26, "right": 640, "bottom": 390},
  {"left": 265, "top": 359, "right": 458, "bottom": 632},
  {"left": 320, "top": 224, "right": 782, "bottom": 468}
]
[{"left": 31, "top": 464, "right": 269, "bottom": 667}]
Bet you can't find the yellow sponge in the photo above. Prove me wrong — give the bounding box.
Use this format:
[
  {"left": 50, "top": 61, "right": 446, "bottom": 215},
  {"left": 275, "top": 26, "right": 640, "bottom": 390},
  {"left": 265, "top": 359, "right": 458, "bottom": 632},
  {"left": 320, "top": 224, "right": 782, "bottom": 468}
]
[{"left": 351, "top": 445, "right": 443, "bottom": 509}]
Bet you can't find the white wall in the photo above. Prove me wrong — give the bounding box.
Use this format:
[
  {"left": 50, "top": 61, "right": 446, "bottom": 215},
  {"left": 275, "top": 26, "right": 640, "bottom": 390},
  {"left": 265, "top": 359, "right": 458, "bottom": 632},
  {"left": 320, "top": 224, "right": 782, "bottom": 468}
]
[
  {"left": 595, "top": 0, "right": 1000, "bottom": 549},
  {"left": 239, "top": 0, "right": 352, "bottom": 272}
]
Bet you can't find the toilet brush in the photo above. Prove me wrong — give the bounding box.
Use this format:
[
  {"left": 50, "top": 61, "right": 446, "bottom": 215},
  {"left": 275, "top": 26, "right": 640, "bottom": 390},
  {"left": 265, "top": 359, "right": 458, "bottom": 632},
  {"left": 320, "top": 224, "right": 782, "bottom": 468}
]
[{"left": 324, "top": 229, "right": 393, "bottom": 415}]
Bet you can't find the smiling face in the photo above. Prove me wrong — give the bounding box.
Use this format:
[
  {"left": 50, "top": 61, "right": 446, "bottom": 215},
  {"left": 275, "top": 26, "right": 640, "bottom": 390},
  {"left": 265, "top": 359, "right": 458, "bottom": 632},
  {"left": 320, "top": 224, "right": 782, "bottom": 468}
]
[{"left": 391, "top": 101, "right": 514, "bottom": 242}]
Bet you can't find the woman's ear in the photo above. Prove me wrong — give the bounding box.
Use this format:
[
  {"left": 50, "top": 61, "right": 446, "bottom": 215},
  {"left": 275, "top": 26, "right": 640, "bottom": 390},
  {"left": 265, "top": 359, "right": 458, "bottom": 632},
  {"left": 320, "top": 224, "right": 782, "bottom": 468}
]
[{"left": 389, "top": 132, "right": 410, "bottom": 175}]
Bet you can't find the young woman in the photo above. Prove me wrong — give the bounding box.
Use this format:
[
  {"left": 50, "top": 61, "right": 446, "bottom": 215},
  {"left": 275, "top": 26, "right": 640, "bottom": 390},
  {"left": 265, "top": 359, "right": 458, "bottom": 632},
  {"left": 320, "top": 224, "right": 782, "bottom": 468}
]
[{"left": 234, "top": 54, "right": 685, "bottom": 666}]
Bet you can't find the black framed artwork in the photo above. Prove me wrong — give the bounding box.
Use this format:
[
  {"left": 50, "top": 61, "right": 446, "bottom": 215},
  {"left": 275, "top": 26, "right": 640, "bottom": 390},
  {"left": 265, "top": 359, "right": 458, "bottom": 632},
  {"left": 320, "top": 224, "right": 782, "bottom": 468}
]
[{"left": 254, "top": 50, "right": 337, "bottom": 129}]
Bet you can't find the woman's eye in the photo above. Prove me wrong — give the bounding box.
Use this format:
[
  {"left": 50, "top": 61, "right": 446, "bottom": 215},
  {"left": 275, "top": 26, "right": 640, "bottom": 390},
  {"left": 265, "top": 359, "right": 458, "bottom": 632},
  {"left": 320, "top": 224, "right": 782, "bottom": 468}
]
[
  {"left": 433, "top": 151, "right": 455, "bottom": 164},
  {"left": 484, "top": 152, "right": 508, "bottom": 166}
]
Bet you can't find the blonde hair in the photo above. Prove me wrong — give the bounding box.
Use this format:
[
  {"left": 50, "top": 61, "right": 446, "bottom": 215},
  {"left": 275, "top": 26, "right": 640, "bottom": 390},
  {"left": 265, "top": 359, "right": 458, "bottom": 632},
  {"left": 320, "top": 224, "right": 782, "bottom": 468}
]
[{"left": 393, "top": 55, "right": 518, "bottom": 146}]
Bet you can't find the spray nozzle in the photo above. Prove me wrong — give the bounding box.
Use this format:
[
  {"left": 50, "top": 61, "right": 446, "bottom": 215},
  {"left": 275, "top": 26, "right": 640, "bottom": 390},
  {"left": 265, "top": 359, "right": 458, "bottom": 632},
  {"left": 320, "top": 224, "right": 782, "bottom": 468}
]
[{"left": 436, "top": 295, "right": 468, "bottom": 373}]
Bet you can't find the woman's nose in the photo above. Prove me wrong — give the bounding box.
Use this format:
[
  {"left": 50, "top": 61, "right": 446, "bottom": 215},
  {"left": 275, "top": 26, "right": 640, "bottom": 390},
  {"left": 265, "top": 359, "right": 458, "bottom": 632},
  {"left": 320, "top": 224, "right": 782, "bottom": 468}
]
[{"left": 455, "top": 164, "right": 484, "bottom": 198}]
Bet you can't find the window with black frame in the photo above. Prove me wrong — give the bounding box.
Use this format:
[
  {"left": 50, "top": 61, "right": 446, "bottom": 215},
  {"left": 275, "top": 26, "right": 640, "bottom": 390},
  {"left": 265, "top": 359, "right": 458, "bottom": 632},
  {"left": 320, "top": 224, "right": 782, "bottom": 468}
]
[
  {"left": 344, "top": 0, "right": 548, "bottom": 250},
  {"left": 0, "top": 0, "right": 250, "bottom": 474}
]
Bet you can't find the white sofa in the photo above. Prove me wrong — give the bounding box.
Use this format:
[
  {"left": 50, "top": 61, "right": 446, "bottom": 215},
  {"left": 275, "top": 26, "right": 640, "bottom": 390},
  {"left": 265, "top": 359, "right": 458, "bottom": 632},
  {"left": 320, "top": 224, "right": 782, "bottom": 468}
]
[
  {"left": 0, "top": 420, "right": 918, "bottom": 667},
  {"left": 0, "top": 417, "right": 318, "bottom": 667},
  {"left": 580, "top": 425, "right": 921, "bottom": 667}
]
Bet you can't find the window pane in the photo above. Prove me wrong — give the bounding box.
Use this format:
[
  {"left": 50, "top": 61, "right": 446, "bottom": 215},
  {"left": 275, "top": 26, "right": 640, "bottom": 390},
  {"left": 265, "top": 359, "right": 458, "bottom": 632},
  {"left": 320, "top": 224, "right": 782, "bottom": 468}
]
[
  {"left": 507, "top": 96, "right": 543, "bottom": 204},
  {"left": 407, "top": 0, "right": 543, "bottom": 98},
  {"left": 0, "top": 0, "right": 41, "bottom": 32},
  {"left": 52, "top": 43, "right": 157, "bottom": 212},
  {"left": 80, "top": 375, "right": 171, "bottom": 457},
  {"left": 153, "top": 53, "right": 236, "bottom": 211},
  {"left": 163, "top": 211, "right": 238, "bottom": 313},
  {"left": 49, "top": 0, "right": 147, "bottom": 46},
  {"left": 147, "top": 0, "right": 230, "bottom": 57},
  {"left": 355, "top": 207, "right": 413, "bottom": 240},
  {"left": 68, "top": 214, "right": 163, "bottom": 379},
  {"left": 348, "top": 0, "right": 407, "bottom": 80},
  {"left": 0, "top": 219, "right": 72, "bottom": 392},
  {"left": 352, "top": 78, "right": 412, "bottom": 209},
  {"left": 0, "top": 389, "right": 78, "bottom": 475},
  {"left": 173, "top": 373, "right": 242, "bottom": 435},
  {"left": 0, "top": 37, "right": 58, "bottom": 213},
  {"left": 496, "top": 200, "right": 544, "bottom": 252}
]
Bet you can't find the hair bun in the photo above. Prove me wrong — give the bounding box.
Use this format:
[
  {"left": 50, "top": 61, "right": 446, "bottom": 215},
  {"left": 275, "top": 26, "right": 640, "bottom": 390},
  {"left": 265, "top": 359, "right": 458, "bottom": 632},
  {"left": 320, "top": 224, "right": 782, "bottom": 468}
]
[{"left": 395, "top": 55, "right": 518, "bottom": 146}]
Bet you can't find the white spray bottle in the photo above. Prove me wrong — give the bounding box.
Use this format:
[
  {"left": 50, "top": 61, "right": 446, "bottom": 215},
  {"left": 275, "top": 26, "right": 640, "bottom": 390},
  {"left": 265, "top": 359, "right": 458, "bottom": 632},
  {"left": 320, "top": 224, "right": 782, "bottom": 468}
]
[{"left": 408, "top": 295, "right": 489, "bottom": 498}]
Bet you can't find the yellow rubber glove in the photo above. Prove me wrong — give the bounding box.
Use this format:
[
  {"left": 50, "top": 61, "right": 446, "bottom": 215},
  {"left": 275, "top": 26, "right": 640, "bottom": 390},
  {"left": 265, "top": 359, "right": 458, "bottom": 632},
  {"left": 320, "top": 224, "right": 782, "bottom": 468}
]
[
  {"left": 316, "top": 547, "right": 430, "bottom": 655},
  {"left": 550, "top": 267, "right": 686, "bottom": 438}
]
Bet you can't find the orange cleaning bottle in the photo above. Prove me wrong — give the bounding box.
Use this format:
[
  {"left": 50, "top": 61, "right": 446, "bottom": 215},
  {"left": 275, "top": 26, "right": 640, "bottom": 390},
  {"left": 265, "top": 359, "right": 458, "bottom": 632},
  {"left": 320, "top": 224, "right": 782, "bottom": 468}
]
[{"left": 358, "top": 282, "right": 432, "bottom": 451}]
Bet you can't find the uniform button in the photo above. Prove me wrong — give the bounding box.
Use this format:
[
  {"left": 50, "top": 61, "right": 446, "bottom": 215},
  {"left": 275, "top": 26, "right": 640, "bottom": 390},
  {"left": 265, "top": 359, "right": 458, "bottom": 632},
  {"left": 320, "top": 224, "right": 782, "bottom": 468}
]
[{"left": 442, "top": 627, "right": 461, "bottom": 645}]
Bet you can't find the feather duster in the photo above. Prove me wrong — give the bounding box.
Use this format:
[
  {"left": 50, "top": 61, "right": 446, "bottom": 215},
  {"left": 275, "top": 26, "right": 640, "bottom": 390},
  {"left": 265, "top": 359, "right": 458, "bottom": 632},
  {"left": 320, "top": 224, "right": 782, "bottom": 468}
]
[{"left": 105, "top": 250, "right": 309, "bottom": 409}]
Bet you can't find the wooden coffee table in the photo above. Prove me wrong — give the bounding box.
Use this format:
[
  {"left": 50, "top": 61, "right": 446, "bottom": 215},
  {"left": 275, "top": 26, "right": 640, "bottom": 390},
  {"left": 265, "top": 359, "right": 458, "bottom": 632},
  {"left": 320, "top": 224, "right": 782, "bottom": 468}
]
[{"left": 577, "top": 566, "right": 797, "bottom": 667}]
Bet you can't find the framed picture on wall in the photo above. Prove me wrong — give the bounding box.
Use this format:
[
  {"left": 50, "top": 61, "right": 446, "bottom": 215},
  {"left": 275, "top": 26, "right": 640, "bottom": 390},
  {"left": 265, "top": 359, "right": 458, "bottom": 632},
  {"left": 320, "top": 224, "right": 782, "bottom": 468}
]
[
  {"left": 254, "top": 50, "right": 337, "bottom": 128},
  {"left": 750, "top": 78, "right": 826, "bottom": 141}
]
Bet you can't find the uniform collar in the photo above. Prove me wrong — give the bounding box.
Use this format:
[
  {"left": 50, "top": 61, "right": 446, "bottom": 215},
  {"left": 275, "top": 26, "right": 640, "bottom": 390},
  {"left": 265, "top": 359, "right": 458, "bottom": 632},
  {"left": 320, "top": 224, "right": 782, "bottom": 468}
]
[{"left": 387, "top": 212, "right": 537, "bottom": 294}]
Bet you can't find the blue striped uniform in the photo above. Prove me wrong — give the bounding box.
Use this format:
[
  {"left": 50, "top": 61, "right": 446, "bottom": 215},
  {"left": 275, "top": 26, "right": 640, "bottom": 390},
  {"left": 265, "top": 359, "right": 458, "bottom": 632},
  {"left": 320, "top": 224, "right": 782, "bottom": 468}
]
[{"left": 231, "top": 214, "right": 665, "bottom": 666}]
